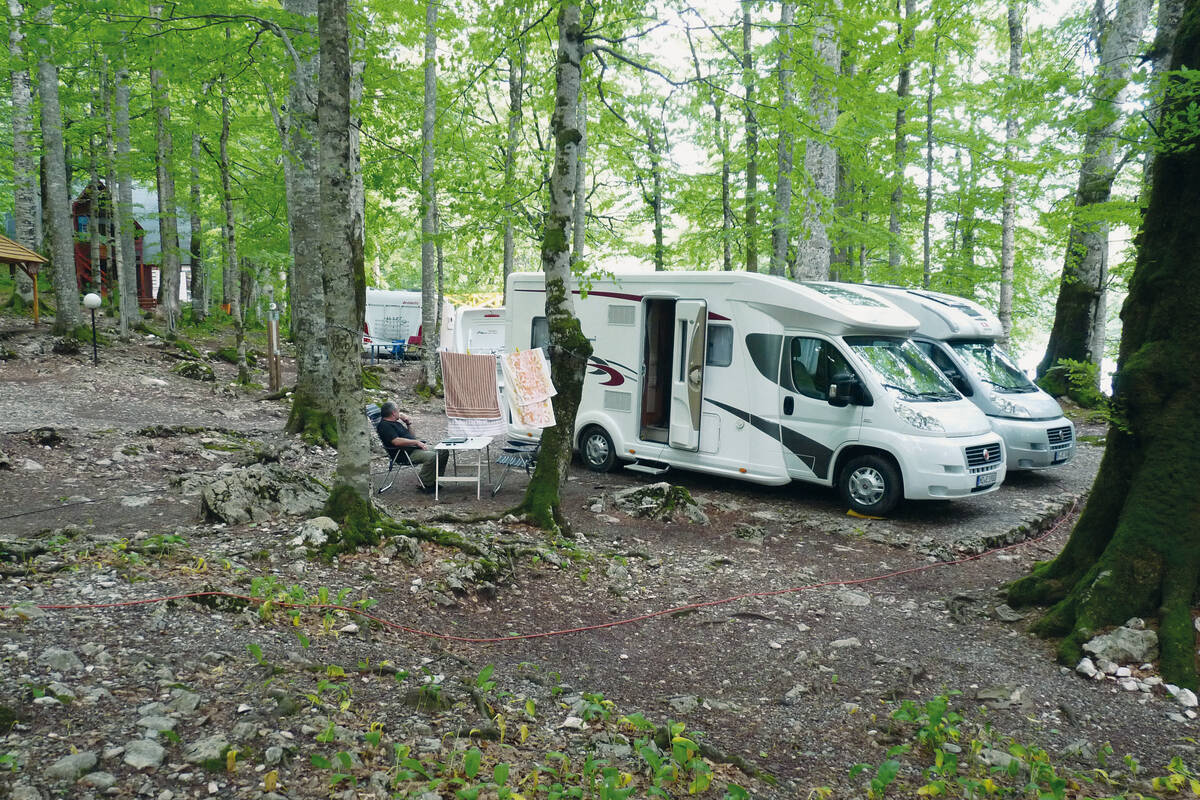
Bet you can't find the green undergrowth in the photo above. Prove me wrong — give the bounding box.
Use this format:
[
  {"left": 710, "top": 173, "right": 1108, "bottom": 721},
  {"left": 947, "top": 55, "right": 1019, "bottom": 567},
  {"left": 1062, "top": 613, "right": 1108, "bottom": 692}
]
[{"left": 843, "top": 692, "right": 1190, "bottom": 799}]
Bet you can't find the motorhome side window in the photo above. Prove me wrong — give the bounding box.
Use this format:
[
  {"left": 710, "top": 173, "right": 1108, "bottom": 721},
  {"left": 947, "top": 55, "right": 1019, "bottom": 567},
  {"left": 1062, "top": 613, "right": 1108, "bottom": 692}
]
[
  {"left": 705, "top": 324, "right": 732, "bottom": 367},
  {"left": 787, "top": 337, "right": 854, "bottom": 400},
  {"left": 530, "top": 317, "right": 550, "bottom": 351}
]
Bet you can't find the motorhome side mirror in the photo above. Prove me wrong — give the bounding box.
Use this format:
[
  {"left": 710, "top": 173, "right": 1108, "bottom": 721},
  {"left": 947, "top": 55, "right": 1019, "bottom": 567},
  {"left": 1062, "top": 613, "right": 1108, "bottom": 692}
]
[{"left": 828, "top": 372, "right": 856, "bottom": 407}]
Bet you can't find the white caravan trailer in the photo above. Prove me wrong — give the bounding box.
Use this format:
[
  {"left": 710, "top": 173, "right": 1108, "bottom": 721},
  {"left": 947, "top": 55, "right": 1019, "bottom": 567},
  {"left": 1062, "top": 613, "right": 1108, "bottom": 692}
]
[
  {"left": 505, "top": 271, "right": 1007, "bottom": 515},
  {"left": 858, "top": 286, "right": 1075, "bottom": 470},
  {"left": 362, "top": 288, "right": 452, "bottom": 357}
]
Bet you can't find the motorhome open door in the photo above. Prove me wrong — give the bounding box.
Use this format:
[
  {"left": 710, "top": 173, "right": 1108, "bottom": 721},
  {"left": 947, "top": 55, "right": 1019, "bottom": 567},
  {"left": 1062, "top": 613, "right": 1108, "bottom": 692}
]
[{"left": 669, "top": 300, "right": 707, "bottom": 451}]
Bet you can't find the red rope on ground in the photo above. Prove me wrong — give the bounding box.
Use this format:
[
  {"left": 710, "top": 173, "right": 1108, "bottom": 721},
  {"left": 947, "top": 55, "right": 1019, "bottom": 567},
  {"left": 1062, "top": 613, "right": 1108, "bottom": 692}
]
[{"left": 0, "top": 502, "right": 1077, "bottom": 645}]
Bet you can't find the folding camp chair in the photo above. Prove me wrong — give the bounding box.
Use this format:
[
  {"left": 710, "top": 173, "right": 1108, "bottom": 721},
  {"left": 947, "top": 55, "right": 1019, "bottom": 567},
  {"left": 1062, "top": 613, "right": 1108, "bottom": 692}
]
[
  {"left": 365, "top": 404, "right": 426, "bottom": 494},
  {"left": 490, "top": 439, "right": 539, "bottom": 496}
]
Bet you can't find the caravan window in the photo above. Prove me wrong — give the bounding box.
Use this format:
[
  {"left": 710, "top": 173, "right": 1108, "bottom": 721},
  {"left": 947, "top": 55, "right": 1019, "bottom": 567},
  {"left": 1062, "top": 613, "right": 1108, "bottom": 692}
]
[
  {"left": 745, "top": 333, "right": 783, "bottom": 385},
  {"left": 706, "top": 324, "right": 732, "bottom": 367},
  {"left": 531, "top": 317, "right": 550, "bottom": 351},
  {"left": 786, "top": 337, "right": 855, "bottom": 400}
]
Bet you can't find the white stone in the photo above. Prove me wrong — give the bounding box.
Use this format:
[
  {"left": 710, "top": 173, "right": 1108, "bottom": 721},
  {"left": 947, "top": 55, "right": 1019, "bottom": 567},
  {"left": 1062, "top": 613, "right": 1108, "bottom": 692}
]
[
  {"left": 1098, "top": 659, "right": 1119, "bottom": 675},
  {"left": 339, "top": 624, "right": 359, "bottom": 634},
  {"left": 21, "top": 458, "right": 44, "bottom": 471},
  {"left": 559, "top": 716, "right": 585, "bottom": 730},
  {"left": 1075, "top": 658, "right": 1098, "bottom": 678},
  {"left": 768, "top": 641, "right": 782, "bottom": 650},
  {"left": 45, "top": 751, "right": 98, "bottom": 780},
  {"left": 1115, "top": 666, "right": 1132, "bottom": 678},
  {"left": 1118, "top": 678, "right": 1139, "bottom": 692},
  {"left": 830, "top": 637, "right": 862, "bottom": 649},
  {"left": 837, "top": 590, "right": 871, "bottom": 607},
  {"left": 1176, "top": 688, "right": 1198, "bottom": 708},
  {"left": 124, "top": 739, "right": 166, "bottom": 770}
]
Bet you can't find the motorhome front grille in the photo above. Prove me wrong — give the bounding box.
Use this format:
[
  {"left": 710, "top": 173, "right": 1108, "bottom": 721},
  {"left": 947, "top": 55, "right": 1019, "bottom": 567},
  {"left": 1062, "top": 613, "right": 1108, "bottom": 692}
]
[
  {"left": 603, "top": 391, "right": 632, "bottom": 412},
  {"left": 965, "top": 443, "right": 1003, "bottom": 467},
  {"left": 1047, "top": 426, "right": 1073, "bottom": 446},
  {"left": 608, "top": 305, "right": 636, "bottom": 326}
]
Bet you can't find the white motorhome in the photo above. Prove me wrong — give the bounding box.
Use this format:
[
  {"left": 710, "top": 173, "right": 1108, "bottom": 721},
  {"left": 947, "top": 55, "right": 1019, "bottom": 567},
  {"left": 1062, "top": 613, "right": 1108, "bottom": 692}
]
[
  {"left": 860, "top": 286, "right": 1075, "bottom": 470},
  {"left": 506, "top": 271, "right": 1007, "bottom": 515},
  {"left": 362, "top": 288, "right": 452, "bottom": 357},
  {"left": 452, "top": 307, "right": 506, "bottom": 357}
]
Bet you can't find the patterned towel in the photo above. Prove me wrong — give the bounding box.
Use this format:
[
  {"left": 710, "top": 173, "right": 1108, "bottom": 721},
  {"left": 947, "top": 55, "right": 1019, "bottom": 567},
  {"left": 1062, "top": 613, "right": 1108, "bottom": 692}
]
[
  {"left": 501, "top": 348, "right": 556, "bottom": 405},
  {"left": 440, "top": 351, "right": 502, "bottom": 419}
]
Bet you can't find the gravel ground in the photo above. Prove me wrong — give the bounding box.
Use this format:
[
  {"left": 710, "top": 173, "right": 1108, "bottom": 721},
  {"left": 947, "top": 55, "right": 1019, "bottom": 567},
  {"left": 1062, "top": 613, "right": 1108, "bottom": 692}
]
[{"left": 1, "top": 314, "right": 1194, "bottom": 800}]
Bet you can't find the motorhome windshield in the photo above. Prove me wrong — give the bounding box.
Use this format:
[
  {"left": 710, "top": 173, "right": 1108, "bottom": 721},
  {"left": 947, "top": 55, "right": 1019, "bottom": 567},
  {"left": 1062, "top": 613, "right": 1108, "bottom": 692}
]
[
  {"left": 950, "top": 341, "right": 1036, "bottom": 392},
  {"left": 846, "top": 336, "right": 959, "bottom": 401}
]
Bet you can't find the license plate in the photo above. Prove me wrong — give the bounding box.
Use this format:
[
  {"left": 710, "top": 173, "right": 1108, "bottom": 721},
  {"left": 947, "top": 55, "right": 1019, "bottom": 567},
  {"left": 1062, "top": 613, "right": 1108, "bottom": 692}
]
[
  {"left": 976, "top": 472, "right": 997, "bottom": 488},
  {"left": 1053, "top": 449, "right": 1069, "bottom": 463}
]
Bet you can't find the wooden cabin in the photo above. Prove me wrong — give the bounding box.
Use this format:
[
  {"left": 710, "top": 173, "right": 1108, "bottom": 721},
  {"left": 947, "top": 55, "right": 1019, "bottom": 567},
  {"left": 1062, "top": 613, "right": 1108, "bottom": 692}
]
[{"left": 72, "top": 181, "right": 155, "bottom": 309}]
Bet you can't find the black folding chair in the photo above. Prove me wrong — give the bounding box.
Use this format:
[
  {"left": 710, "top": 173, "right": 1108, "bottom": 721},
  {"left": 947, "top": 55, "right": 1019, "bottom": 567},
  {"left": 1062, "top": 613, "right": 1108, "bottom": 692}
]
[
  {"left": 490, "top": 439, "right": 539, "bottom": 496},
  {"left": 365, "top": 404, "right": 425, "bottom": 494}
]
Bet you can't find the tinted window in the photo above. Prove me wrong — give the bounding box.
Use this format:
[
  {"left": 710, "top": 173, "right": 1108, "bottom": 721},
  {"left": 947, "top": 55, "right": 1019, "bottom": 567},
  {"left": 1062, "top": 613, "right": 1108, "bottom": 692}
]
[
  {"left": 706, "top": 324, "right": 732, "bottom": 367},
  {"left": 745, "top": 333, "right": 783, "bottom": 385},
  {"left": 531, "top": 317, "right": 549, "bottom": 350}
]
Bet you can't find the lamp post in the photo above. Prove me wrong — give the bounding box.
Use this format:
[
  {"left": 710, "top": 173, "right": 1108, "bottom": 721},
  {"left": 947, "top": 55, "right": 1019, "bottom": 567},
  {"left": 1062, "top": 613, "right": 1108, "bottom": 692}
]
[{"left": 83, "top": 292, "right": 101, "bottom": 366}]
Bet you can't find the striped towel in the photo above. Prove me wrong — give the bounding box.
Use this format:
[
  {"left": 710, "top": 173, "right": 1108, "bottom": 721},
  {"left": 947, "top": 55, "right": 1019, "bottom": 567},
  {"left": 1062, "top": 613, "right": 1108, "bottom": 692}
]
[{"left": 440, "top": 351, "right": 502, "bottom": 419}]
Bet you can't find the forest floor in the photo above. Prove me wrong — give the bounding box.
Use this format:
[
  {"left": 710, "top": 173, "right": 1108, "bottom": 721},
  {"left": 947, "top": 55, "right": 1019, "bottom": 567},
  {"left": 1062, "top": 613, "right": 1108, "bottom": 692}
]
[{"left": 1, "top": 312, "right": 1195, "bottom": 800}]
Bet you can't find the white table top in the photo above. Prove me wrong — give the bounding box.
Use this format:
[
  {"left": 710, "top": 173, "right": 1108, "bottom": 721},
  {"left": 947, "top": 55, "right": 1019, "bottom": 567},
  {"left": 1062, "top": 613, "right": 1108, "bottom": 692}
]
[{"left": 435, "top": 436, "right": 492, "bottom": 451}]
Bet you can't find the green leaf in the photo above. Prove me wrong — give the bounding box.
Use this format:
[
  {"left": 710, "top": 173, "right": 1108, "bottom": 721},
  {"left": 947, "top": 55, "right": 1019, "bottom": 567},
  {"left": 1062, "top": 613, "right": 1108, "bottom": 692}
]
[
  {"left": 310, "top": 754, "right": 332, "bottom": 769},
  {"left": 463, "top": 747, "right": 482, "bottom": 779}
]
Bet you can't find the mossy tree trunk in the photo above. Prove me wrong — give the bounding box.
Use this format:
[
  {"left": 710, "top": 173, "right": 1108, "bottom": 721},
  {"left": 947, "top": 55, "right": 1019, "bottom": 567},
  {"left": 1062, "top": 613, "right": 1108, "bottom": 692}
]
[
  {"left": 7, "top": 0, "right": 37, "bottom": 304},
  {"left": 281, "top": 0, "right": 336, "bottom": 445},
  {"left": 417, "top": 0, "right": 440, "bottom": 393},
  {"left": 318, "top": 0, "right": 371, "bottom": 502},
  {"left": 513, "top": 1, "right": 592, "bottom": 535},
  {"left": 1009, "top": 0, "right": 1200, "bottom": 688},
  {"left": 1035, "top": 0, "right": 1151, "bottom": 381}
]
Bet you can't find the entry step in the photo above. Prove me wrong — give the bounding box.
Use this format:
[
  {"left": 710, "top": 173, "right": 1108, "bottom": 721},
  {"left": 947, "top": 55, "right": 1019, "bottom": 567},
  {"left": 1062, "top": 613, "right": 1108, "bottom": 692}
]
[{"left": 624, "top": 460, "right": 671, "bottom": 475}]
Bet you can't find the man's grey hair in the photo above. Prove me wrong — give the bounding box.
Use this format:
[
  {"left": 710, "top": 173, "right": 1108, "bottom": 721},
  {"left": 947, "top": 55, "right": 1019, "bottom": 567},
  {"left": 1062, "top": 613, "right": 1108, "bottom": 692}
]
[{"left": 380, "top": 401, "right": 398, "bottom": 418}]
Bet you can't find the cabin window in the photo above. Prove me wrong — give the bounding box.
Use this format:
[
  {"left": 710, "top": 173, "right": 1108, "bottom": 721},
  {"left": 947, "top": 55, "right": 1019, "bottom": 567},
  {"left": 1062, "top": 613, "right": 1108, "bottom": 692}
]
[
  {"left": 705, "top": 324, "right": 732, "bottom": 367},
  {"left": 531, "top": 317, "right": 550, "bottom": 351},
  {"left": 786, "top": 337, "right": 855, "bottom": 400},
  {"left": 745, "top": 333, "right": 783, "bottom": 385}
]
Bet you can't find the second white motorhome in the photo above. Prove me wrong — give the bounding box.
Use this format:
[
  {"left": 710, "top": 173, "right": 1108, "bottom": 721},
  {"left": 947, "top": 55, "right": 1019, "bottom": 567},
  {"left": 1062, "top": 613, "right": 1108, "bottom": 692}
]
[
  {"left": 506, "top": 271, "right": 1007, "bottom": 515},
  {"left": 860, "top": 286, "right": 1075, "bottom": 470}
]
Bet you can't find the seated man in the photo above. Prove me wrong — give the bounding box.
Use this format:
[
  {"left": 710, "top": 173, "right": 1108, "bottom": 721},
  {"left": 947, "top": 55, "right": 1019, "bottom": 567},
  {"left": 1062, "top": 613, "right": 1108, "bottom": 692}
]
[{"left": 375, "top": 401, "right": 448, "bottom": 491}]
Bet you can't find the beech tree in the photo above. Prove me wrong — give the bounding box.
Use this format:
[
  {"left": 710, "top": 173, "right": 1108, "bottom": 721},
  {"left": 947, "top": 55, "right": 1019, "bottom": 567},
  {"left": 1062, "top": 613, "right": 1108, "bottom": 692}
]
[
  {"left": 512, "top": 0, "right": 592, "bottom": 533},
  {"left": 7, "top": 0, "right": 38, "bottom": 305},
  {"left": 1036, "top": 0, "right": 1152, "bottom": 381},
  {"left": 1009, "top": 0, "right": 1200, "bottom": 687}
]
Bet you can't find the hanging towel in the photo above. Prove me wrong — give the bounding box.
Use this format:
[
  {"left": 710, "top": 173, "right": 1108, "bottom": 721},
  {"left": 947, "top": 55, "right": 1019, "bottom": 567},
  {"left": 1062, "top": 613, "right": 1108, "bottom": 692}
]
[
  {"left": 501, "top": 348, "right": 556, "bottom": 428},
  {"left": 501, "top": 348, "right": 556, "bottom": 405},
  {"left": 446, "top": 416, "right": 508, "bottom": 437},
  {"left": 440, "top": 351, "right": 503, "bottom": 419}
]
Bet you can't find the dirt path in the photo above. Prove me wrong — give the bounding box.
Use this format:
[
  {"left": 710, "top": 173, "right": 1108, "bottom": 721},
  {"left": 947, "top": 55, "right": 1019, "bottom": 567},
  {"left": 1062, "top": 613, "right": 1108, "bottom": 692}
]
[{"left": 1, "top": 315, "right": 1191, "bottom": 800}]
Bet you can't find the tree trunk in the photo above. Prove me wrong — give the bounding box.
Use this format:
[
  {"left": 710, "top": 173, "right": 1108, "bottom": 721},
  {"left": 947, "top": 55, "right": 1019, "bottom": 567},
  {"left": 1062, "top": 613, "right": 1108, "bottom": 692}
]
[
  {"left": 999, "top": 0, "right": 1023, "bottom": 344},
  {"left": 742, "top": 1, "right": 758, "bottom": 273},
  {"left": 7, "top": 0, "right": 36, "bottom": 304},
  {"left": 102, "top": 56, "right": 129, "bottom": 338},
  {"left": 419, "top": 0, "right": 440, "bottom": 391},
  {"left": 514, "top": 1, "right": 593, "bottom": 534},
  {"left": 37, "top": 18, "right": 81, "bottom": 335},
  {"left": 89, "top": 142, "right": 102, "bottom": 295},
  {"left": 318, "top": 0, "right": 371, "bottom": 501},
  {"left": 1142, "top": 0, "right": 1185, "bottom": 198},
  {"left": 150, "top": 3, "right": 181, "bottom": 333},
  {"left": 502, "top": 37, "right": 526, "bottom": 283},
  {"left": 281, "top": 0, "right": 335, "bottom": 444},
  {"left": 1037, "top": 0, "right": 1152, "bottom": 380},
  {"left": 189, "top": 131, "right": 205, "bottom": 322},
  {"left": 888, "top": 0, "right": 916, "bottom": 272},
  {"left": 795, "top": 0, "right": 841, "bottom": 281},
  {"left": 572, "top": 86, "right": 587, "bottom": 265},
  {"left": 921, "top": 25, "right": 939, "bottom": 289},
  {"left": 1008, "top": 0, "right": 1200, "bottom": 688},
  {"left": 685, "top": 27, "right": 732, "bottom": 271},
  {"left": 770, "top": 1, "right": 794, "bottom": 279},
  {"left": 114, "top": 65, "right": 139, "bottom": 332},
  {"left": 218, "top": 69, "right": 249, "bottom": 385}
]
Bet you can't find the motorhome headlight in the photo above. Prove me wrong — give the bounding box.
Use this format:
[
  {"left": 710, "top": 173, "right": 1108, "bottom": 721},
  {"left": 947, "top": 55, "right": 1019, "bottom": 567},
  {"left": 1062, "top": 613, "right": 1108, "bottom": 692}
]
[
  {"left": 893, "top": 400, "right": 945, "bottom": 432},
  {"left": 989, "top": 391, "right": 1032, "bottom": 419}
]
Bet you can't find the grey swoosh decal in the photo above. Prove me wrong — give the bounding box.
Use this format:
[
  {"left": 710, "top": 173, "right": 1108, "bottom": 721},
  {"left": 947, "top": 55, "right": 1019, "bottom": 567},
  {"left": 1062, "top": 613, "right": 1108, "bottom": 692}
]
[{"left": 705, "top": 399, "right": 834, "bottom": 479}]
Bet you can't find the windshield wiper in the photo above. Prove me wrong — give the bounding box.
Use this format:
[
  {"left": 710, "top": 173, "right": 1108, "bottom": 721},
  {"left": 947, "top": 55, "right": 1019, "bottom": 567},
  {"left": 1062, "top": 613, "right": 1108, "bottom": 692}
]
[
  {"left": 917, "top": 390, "right": 960, "bottom": 400},
  {"left": 981, "top": 377, "right": 1035, "bottom": 393},
  {"left": 881, "top": 382, "right": 920, "bottom": 398}
]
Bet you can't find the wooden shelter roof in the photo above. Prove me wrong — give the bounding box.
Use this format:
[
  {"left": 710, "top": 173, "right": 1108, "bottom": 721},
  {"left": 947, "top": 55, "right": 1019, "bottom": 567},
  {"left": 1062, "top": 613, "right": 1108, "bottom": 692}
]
[{"left": 0, "top": 232, "right": 48, "bottom": 266}]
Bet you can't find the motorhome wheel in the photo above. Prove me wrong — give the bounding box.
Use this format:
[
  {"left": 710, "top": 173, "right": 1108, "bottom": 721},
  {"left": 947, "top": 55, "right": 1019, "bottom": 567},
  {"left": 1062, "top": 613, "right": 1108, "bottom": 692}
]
[
  {"left": 581, "top": 426, "right": 616, "bottom": 472},
  {"left": 838, "top": 454, "right": 901, "bottom": 516}
]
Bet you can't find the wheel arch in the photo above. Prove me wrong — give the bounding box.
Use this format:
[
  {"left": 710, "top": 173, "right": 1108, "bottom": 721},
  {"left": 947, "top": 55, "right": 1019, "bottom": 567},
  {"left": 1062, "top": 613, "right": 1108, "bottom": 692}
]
[{"left": 832, "top": 444, "right": 905, "bottom": 495}]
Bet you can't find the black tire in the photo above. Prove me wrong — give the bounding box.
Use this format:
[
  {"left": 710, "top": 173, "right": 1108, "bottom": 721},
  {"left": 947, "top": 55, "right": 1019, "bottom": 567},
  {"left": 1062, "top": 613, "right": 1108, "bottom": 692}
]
[
  {"left": 837, "top": 454, "right": 902, "bottom": 516},
  {"left": 580, "top": 426, "right": 617, "bottom": 472}
]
